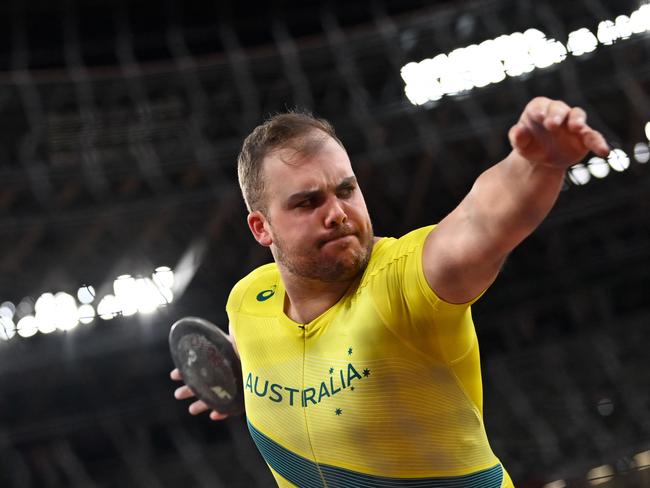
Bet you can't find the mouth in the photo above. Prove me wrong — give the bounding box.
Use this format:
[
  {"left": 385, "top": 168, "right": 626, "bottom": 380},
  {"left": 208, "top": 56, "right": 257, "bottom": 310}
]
[{"left": 319, "top": 233, "right": 356, "bottom": 248}]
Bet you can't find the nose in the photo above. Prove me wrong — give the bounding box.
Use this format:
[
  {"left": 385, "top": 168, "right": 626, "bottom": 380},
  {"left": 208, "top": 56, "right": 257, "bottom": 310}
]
[{"left": 324, "top": 197, "right": 348, "bottom": 228}]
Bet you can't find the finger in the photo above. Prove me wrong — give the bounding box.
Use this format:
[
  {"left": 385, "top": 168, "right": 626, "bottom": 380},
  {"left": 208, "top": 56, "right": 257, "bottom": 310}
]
[
  {"left": 170, "top": 368, "right": 182, "bottom": 381},
  {"left": 174, "top": 385, "right": 196, "bottom": 400},
  {"left": 210, "top": 410, "right": 230, "bottom": 421},
  {"left": 508, "top": 123, "right": 532, "bottom": 152},
  {"left": 582, "top": 129, "right": 610, "bottom": 157},
  {"left": 525, "top": 96, "right": 552, "bottom": 124},
  {"left": 543, "top": 100, "right": 571, "bottom": 130},
  {"left": 567, "top": 107, "right": 587, "bottom": 132},
  {"left": 189, "top": 399, "right": 210, "bottom": 415}
]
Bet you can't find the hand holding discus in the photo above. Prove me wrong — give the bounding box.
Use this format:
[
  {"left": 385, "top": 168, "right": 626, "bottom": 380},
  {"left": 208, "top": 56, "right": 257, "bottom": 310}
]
[{"left": 169, "top": 317, "right": 245, "bottom": 419}]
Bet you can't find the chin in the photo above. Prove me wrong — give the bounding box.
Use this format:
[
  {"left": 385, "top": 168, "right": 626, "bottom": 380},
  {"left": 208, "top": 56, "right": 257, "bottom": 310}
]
[
  {"left": 326, "top": 251, "right": 370, "bottom": 282},
  {"left": 276, "top": 232, "right": 373, "bottom": 283}
]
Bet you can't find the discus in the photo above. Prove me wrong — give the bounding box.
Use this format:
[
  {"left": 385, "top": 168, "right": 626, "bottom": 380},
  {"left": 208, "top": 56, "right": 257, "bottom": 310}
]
[{"left": 169, "top": 317, "right": 245, "bottom": 415}]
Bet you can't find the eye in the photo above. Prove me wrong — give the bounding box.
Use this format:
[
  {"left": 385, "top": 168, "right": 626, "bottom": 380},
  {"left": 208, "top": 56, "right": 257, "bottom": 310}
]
[
  {"left": 337, "top": 185, "right": 355, "bottom": 198},
  {"left": 295, "top": 199, "right": 312, "bottom": 208}
]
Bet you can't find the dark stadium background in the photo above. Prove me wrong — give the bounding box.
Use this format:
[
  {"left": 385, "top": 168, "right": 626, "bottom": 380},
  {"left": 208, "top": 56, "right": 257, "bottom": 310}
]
[{"left": 0, "top": 0, "right": 648, "bottom": 486}]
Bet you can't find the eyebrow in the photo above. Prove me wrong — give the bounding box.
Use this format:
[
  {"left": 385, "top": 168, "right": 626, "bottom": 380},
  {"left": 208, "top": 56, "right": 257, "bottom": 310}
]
[{"left": 286, "top": 176, "right": 357, "bottom": 205}]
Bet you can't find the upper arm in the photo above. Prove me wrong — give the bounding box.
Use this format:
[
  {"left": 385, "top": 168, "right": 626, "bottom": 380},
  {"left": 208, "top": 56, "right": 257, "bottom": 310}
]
[
  {"left": 422, "top": 202, "right": 507, "bottom": 304},
  {"left": 422, "top": 149, "right": 569, "bottom": 303}
]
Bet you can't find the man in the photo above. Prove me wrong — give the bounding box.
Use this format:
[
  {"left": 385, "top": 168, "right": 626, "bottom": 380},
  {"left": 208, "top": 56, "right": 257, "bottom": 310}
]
[{"left": 172, "top": 97, "right": 609, "bottom": 487}]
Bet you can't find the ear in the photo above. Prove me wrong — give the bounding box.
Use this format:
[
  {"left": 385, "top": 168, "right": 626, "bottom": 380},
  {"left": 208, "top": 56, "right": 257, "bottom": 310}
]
[{"left": 247, "top": 211, "right": 273, "bottom": 247}]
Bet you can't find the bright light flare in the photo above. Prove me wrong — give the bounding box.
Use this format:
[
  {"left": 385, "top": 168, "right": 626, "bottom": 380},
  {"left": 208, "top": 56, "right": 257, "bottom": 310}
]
[
  {"left": 587, "top": 157, "right": 610, "bottom": 178},
  {"left": 630, "top": 5, "right": 650, "bottom": 34},
  {"left": 35, "top": 293, "right": 57, "bottom": 334},
  {"left": 634, "top": 142, "right": 649, "bottom": 163},
  {"left": 134, "top": 278, "right": 164, "bottom": 314},
  {"left": 153, "top": 266, "right": 174, "bottom": 290},
  {"left": 78, "top": 304, "right": 96, "bottom": 324},
  {"left": 402, "top": 4, "right": 650, "bottom": 104},
  {"left": 587, "top": 464, "right": 614, "bottom": 485},
  {"left": 97, "top": 294, "right": 121, "bottom": 320},
  {"left": 17, "top": 316, "right": 38, "bottom": 338},
  {"left": 567, "top": 28, "right": 598, "bottom": 56},
  {"left": 543, "top": 481, "right": 567, "bottom": 488},
  {"left": 54, "top": 292, "right": 80, "bottom": 331},
  {"left": 567, "top": 163, "right": 590, "bottom": 185},
  {"left": 113, "top": 275, "right": 138, "bottom": 316},
  {"left": 34, "top": 292, "right": 80, "bottom": 333},
  {"left": 6, "top": 265, "right": 176, "bottom": 335},
  {"left": 0, "top": 316, "right": 16, "bottom": 341},
  {"left": 607, "top": 149, "right": 630, "bottom": 172},
  {"left": 0, "top": 301, "right": 15, "bottom": 320},
  {"left": 77, "top": 285, "right": 96, "bottom": 304},
  {"left": 525, "top": 29, "right": 567, "bottom": 69},
  {"left": 633, "top": 450, "right": 650, "bottom": 469},
  {"left": 402, "top": 29, "right": 566, "bottom": 103}
]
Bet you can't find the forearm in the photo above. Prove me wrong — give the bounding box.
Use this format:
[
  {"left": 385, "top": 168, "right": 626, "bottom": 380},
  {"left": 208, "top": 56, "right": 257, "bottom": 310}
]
[
  {"left": 423, "top": 98, "right": 608, "bottom": 304},
  {"left": 464, "top": 149, "right": 566, "bottom": 258}
]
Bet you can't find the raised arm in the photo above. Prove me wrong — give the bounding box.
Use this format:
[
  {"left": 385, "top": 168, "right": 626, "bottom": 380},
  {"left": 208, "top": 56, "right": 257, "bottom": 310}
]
[{"left": 424, "top": 97, "right": 609, "bottom": 304}]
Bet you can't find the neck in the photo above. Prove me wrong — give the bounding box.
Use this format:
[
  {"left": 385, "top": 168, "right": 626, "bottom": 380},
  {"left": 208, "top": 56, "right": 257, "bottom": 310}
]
[{"left": 279, "top": 269, "right": 355, "bottom": 324}]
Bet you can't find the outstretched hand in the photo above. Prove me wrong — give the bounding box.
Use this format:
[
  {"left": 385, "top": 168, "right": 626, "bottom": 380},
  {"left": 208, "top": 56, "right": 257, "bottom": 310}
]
[{"left": 508, "top": 97, "right": 610, "bottom": 168}]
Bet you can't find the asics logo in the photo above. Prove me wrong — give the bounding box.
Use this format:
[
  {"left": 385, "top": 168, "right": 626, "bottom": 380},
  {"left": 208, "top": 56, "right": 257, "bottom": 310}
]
[{"left": 256, "top": 288, "right": 275, "bottom": 301}]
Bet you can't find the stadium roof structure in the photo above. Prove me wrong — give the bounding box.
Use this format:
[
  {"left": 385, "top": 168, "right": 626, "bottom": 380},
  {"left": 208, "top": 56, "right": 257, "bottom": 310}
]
[{"left": 0, "top": 0, "right": 648, "bottom": 486}]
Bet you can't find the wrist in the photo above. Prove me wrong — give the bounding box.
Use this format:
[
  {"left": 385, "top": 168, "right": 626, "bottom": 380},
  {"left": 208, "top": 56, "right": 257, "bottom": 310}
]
[{"left": 507, "top": 150, "right": 567, "bottom": 178}]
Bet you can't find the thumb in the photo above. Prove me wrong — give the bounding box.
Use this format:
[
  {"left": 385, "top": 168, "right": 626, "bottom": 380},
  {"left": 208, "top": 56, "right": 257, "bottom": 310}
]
[{"left": 508, "top": 123, "right": 532, "bottom": 153}]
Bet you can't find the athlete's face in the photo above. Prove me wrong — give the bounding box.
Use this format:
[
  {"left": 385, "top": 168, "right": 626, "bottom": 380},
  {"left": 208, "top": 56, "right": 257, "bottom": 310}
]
[{"left": 248, "top": 134, "right": 374, "bottom": 283}]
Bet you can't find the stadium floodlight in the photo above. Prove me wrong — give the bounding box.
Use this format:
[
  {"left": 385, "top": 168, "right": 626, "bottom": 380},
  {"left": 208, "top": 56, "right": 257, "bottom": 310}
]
[
  {"left": 607, "top": 149, "right": 630, "bottom": 172},
  {"left": 614, "top": 15, "right": 633, "bottom": 40},
  {"left": 632, "top": 450, "right": 650, "bottom": 469},
  {"left": 595, "top": 397, "right": 614, "bottom": 416},
  {"left": 0, "top": 316, "right": 16, "bottom": 341},
  {"left": 97, "top": 294, "right": 121, "bottom": 320},
  {"left": 525, "top": 29, "right": 567, "bottom": 69},
  {"left": 402, "top": 5, "right": 650, "bottom": 104},
  {"left": 567, "top": 163, "right": 590, "bottom": 185},
  {"left": 17, "top": 298, "right": 34, "bottom": 317},
  {"left": 542, "top": 481, "right": 566, "bottom": 488},
  {"left": 587, "top": 157, "right": 610, "bottom": 178},
  {"left": 499, "top": 32, "right": 536, "bottom": 77},
  {"left": 134, "top": 278, "right": 164, "bottom": 314},
  {"left": 5, "top": 264, "right": 178, "bottom": 336},
  {"left": 597, "top": 20, "right": 619, "bottom": 45},
  {"left": 54, "top": 292, "right": 80, "bottom": 331},
  {"left": 630, "top": 5, "right": 650, "bottom": 34},
  {"left": 77, "top": 285, "right": 96, "bottom": 304},
  {"left": 634, "top": 142, "right": 649, "bottom": 163},
  {"left": 567, "top": 28, "right": 598, "bottom": 56},
  {"left": 0, "top": 301, "right": 15, "bottom": 320},
  {"left": 587, "top": 464, "right": 614, "bottom": 485},
  {"left": 113, "top": 275, "right": 138, "bottom": 317},
  {"left": 34, "top": 292, "right": 80, "bottom": 333},
  {"left": 0, "top": 302, "right": 16, "bottom": 338},
  {"left": 35, "top": 293, "right": 58, "bottom": 334},
  {"left": 153, "top": 266, "right": 175, "bottom": 290},
  {"left": 17, "top": 316, "right": 38, "bottom": 338},
  {"left": 78, "top": 304, "right": 96, "bottom": 324}
]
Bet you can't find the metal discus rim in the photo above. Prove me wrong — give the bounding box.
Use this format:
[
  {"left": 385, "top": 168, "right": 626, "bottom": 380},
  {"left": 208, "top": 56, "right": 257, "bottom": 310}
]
[{"left": 169, "top": 316, "right": 244, "bottom": 415}]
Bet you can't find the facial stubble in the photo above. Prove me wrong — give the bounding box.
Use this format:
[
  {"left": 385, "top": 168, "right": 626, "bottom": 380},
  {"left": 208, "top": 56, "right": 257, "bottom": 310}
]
[{"left": 273, "top": 227, "right": 374, "bottom": 283}]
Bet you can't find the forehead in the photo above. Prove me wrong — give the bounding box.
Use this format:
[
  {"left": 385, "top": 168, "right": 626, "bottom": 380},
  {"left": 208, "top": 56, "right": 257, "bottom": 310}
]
[{"left": 263, "top": 136, "right": 354, "bottom": 193}]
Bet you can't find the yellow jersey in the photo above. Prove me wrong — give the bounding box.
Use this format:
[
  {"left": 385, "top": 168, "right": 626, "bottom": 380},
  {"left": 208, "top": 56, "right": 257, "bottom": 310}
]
[{"left": 227, "top": 226, "right": 514, "bottom": 487}]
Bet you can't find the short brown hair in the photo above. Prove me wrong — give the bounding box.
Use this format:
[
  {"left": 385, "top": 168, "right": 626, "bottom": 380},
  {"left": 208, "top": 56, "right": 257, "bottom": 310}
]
[{"left": 237, "top": 110, "right": 343, "bottom": 213}]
